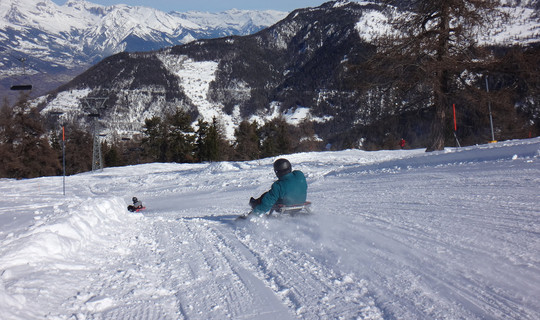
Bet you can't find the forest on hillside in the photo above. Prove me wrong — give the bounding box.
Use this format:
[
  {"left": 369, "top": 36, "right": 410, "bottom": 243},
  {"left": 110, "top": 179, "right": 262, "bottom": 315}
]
[{"left": 0, "top": 94, "right": 320, "bottom": 178}]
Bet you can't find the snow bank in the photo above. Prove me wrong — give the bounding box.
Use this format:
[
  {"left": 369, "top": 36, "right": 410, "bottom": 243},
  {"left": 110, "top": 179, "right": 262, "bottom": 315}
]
[
  {"left": 0, "top": 197, "right": 140, "bottom": 317},
  {"left": 0, "top": 197, "right": 133, "bottom": 269}
]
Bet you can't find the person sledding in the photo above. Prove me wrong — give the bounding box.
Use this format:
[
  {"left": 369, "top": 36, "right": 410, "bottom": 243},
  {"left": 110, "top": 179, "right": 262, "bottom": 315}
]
[
  {"left": 128, "top": 197, "right": 145, "bottom": 212},
  {"left": 242, "top": 158, "right": 309, "bottom": 218}
]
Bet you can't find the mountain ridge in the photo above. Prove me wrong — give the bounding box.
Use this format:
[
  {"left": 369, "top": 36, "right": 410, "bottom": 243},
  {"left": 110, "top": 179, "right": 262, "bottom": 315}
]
[
  {"left": 0, "top": 0, "right": 288, "bottom": 100},
  {"left": 37, "top": 1, "right": 378, "bottom": 141}
]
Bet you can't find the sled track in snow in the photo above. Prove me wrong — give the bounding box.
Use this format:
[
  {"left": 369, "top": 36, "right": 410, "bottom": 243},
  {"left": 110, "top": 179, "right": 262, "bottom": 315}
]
[
  {"left": 219, "top": 217, "right": 383, "bottom": 318},
  {"left": 231, "top": 231, "right": 366, "bottom": 317},
  {"left": 79, "top": 211, "right": 384, "bottom": 320},
  {"left": 82, "top": 213, "right": 295, "bottom": 320},
  {"left": 171, "top": 218, "right": 293, "bottom": 319}
]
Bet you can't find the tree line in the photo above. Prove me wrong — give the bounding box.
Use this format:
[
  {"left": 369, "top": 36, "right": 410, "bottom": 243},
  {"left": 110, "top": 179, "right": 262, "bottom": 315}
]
[{"left": 0, "top": 95, "right": 321, "bottom": 179}]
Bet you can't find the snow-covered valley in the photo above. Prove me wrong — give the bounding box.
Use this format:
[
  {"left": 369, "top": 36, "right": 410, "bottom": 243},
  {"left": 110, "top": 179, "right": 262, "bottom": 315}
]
[{"left": 1, "top": 139, "right": 539, "bottom": 319}]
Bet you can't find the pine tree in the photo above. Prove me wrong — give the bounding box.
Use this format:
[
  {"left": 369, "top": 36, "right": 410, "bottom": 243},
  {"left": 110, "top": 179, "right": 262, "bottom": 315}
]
[
  {"left": 234, "top": 120, "right": 260, "bottom": 160},
  {"left": 63, "top": 123, "right": 93, "bottom": 175},
  {"left": 142, "top": 116, "right": 168, "bottom": 162},
  {"left": 260, "top": 117, "right": 294, "bottom": 158},
  {"left": 196, "top": 117, "right": 231, "bottom": 162},
  {"left": 142, "top": 110, "right": 195, "bottom": 163},
  {"left": 195, "top": 119, "right": 210, "bottom": 162},
  {"left": 374, "top": 0, "right": 507, "bottom": 151},
  {"left": 205, "top": 118, "right": 221, "bottom": 162},
  {"left": 166, "top": 109, "right": 195, "bottom": 163},
  {"left": 103, "top": 142, "right": 123, "bottom": 167}
]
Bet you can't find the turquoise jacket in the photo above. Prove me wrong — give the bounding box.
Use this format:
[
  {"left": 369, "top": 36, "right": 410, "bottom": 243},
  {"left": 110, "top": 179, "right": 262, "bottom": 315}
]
[{"left": 253, "top": 170, "right": 307, "bottom": 214}]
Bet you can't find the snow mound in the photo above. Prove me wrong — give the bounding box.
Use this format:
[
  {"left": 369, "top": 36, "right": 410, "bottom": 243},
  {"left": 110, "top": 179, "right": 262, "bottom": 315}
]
[
  {"left": 0, "top": 197, "right": 137, "bottom": 271},
  {"left": 202, "top": 161, "right": 243, "bottom": 174}
]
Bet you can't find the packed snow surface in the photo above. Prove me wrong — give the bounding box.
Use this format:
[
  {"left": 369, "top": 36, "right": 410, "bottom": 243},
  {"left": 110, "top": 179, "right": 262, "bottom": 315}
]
[{"left": 1, "top": 139, "right": 539, "bottom": 319}]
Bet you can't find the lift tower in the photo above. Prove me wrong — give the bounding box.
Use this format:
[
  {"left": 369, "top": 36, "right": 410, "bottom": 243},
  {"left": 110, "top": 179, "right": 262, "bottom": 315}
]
[{"left": 82, "top": 97, "right": 108, "bottom": 172}]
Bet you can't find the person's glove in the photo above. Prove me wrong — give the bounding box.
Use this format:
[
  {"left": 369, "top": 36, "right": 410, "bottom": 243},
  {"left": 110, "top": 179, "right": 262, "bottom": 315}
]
[{"left": 249, "top": 197, "right": 258, "bottom": 209}]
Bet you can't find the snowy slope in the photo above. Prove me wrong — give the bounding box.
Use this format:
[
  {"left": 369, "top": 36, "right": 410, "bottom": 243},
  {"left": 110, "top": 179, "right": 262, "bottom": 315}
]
[{"left": 0, "top": 139, "right": 539, "bottom": 319}]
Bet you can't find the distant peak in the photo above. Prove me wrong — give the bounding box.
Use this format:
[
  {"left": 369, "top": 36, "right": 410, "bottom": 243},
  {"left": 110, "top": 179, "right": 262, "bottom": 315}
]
[
  {"left": 64, "top": 0, "right": 105, "bottom": 9},
  {"left": 322, "top": 0, "right": 351, "bottom": 8}
]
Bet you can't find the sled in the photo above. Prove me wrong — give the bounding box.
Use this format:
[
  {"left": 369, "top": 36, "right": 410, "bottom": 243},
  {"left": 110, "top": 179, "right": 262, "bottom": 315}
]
[
  {"left": 237, "top": 202, "right": 312, "bottom": 220},
  {"left": 128, "top": 206, "right": 146, "bottom": 213},
  {"left": 269, "top": 201, "right": 312, "bottom": 215}
]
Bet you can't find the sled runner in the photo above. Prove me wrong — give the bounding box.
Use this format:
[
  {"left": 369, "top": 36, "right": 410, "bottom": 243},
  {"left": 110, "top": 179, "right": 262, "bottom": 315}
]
[
  {"left": 237, "top": 201, "right": 312, "bottom": 220},
  {"left": 269, "top": 201, "right": 312, "bottom": 215}
]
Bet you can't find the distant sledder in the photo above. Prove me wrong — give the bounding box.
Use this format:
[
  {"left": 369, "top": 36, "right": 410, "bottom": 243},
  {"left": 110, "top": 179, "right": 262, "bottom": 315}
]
[
  {"left": 128, "top": 197, "right": 145, "bottom": 212},
  {"left": 238, "top": 158, "right": 311, "bottom": 220}
]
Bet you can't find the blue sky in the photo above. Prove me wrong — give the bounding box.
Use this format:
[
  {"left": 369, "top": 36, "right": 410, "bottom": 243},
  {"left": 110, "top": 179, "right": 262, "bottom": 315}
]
[{"left": 50, "top": 0, "right": 331, "bottom": 12}]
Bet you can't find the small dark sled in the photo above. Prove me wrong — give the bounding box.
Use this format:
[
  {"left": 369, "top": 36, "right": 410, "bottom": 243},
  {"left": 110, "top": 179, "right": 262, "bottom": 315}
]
[
  {"left": 269, "top": 201, "right": 312, "bottom": 215},
  {"left": 128, "top": 206, "right": 146, "bottom": 212}
]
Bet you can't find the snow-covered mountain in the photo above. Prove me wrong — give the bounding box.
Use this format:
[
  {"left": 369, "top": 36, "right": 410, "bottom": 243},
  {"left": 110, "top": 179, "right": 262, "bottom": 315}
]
[
  {"left": 37, "top": 0, "right": 384, "bottom": 142},
  {"left": 0, "top": 0, "right": 287, "bottom": 99}
]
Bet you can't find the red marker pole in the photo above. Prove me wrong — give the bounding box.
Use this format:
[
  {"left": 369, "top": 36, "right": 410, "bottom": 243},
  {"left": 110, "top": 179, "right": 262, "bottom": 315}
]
[
  {"left": 453, "top": 104, "right": 457, "bottom": 132},
  {"left": 453, "top": 104, "right": 461, "bottom": 147}
]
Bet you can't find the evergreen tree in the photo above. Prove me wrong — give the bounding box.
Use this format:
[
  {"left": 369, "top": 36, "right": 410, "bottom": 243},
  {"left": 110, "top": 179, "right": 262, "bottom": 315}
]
[
  {"left": 195, "top": 119, "right": 210, "bottom": 161},
  {"left": 196, "top": 117, "right": 226, "bottom": 162},
  {"left": 63, "top": 123, "right": 93, "bottom": 175},
  {"left": 234, "top": 120, "right": 260, "bottom": 160},
  {"left": 142, "top": 110, "right": 195, "bottom": 163},
  {"left": 166, "top": 109, "right": 195, "bottom": 163},
  {"left": 103, "top": 142, "right": 123, "bottom": 167},
  {"left": 260, "top": 117, "right": 294, "bottom": 158},
  {"left": 205, "top": 118, "right": 222, "bottom": 162},
  {"left": 142, "top": 116, "right": 168, "bottom": 162}
]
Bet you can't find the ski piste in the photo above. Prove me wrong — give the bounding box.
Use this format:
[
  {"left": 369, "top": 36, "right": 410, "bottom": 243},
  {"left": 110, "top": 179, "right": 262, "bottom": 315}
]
[
  {"left": 2, "top": 139, "right": 539, "bottom": 319},
  {"left": 237, "top": 202, "right": 312, "bottom": 220}
]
